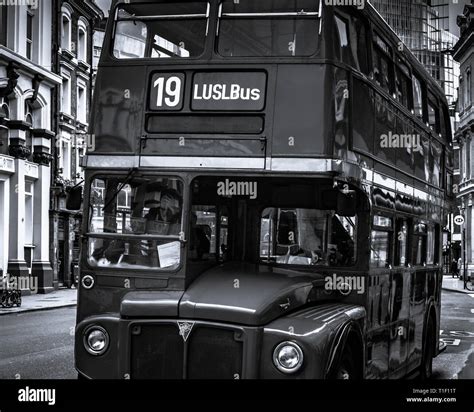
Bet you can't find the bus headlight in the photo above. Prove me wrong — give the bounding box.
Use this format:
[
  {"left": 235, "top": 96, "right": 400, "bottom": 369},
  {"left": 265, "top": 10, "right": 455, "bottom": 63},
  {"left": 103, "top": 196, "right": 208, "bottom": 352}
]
[
  {"left": 84, "top": 326, "right": 109, "bottom": 356},
  {"left": 273, "top": 342, "right": 304, "bottom": 374}
]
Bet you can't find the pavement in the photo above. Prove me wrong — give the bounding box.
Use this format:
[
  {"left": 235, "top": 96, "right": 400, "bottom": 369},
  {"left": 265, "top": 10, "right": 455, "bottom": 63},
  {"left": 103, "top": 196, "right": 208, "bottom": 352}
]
[
  {"left": 442, "top": 275, "right": 474, "bottom": 295},
  {"left": 0, "top": 287, "right": 77, "bottom": 316}
]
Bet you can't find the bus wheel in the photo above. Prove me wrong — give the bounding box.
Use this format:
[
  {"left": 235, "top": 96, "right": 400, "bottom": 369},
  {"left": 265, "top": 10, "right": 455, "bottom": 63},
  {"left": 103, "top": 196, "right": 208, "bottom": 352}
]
[
  {"left": 420, "top": 318, "right": 435, "bottom": 380},
  {"left": 334, "top": 346, "right": 356, "bottom": 380}
]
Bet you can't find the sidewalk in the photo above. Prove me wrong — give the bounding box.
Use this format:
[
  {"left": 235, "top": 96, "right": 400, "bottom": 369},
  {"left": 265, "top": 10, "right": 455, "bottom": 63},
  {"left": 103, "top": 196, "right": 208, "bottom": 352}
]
[
  {"left": 0, "top": 288, "right": 77, "bottom": 316},
  {"left": 442, "top": 275, "right": 474, "bottom": 295}
]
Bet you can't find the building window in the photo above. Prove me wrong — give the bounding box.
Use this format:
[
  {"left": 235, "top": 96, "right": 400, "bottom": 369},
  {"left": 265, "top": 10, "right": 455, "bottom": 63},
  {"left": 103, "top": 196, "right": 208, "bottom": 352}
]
[
  {"left": 25, "top": 106, "right": 34, "bottom": 161},
  {"left": 61, "top": 8, "right": 72, "bottom": 51},
  {"left": 62, "top": 140, "right": 71, "bottom": 180},
  {"left": 26, "top": 9, "right": 34, "bottom": 60},
  {"left": 0, "top": 6, "right": 7, "bottom": 46},
  {"left": 77, "top": 20, "right": 88, "bottom": 61},
  {"left": 77, "top": 85, "right": 87, "bottom": 124},
  {"left": 61, "top": 74, "right": 71, "bottom": 115},
  {"left": 466, "top": 68, "right": 472, "bottom": 108},
  {"left": 25, "top": 181, "right": 34, "bottom": 246},
  {"left": 467, "top": 135, "right": 471, "bottom": 180},
  {"left": 0, "top": 102, "right": 9, "bottom": 155}
]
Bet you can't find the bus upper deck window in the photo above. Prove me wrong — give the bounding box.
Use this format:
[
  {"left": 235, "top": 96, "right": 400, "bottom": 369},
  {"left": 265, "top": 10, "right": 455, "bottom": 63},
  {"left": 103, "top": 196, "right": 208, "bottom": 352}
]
[
  {"left": 113, "top": 2, "right": 209, "bottom": 59},
  {"left": 218, "top": 0, "right": 320, "bottom": 57},
  {"left": 413, "top": 75, "right": 424, "bottom": 121},
  {"left": 113, "top": 10, "right": 147, "bottom": 59}
]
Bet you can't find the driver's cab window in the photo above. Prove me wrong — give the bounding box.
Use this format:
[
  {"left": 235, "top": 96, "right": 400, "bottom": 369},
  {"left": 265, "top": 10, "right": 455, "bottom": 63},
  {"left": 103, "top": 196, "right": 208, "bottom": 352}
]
[
  {"left": 260, "top": 208, "right": 357, "bottom": 267},
  {"left": 189, "top": 206, "right": 228, "bottom": 262}
]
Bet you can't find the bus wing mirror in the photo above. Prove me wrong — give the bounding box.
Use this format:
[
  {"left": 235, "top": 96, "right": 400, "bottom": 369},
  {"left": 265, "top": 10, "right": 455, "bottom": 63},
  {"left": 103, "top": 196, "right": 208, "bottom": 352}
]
[{"left": 66, "top": 186, "right": 83, "bottom": 211}]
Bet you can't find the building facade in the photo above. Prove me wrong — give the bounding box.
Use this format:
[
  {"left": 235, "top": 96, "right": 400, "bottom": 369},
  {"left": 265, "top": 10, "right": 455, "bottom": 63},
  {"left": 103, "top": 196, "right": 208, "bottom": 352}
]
[
  {"left": 50, "top": 0, "right": 103, "bottom": 287},
  {"left": 453, "top": 2, "right": 474, "bottom": 278},
  {"left": 0, "top": 1, "right": 61, "bottom": 294},
  {"left": 372, "top": 0, "right": 460, "bottom": 108}
]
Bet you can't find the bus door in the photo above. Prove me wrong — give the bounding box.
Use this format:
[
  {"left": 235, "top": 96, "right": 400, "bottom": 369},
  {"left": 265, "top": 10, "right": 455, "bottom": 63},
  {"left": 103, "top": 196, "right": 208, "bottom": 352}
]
[
  {"left": 387, "top": 218, "right": 411, "bottom": 378},
  {"left": 367, "top": 215, "right": 393, "bottom": 379},
  {"left": 407, "top": 222, "right": 429, "bottom": 371}
]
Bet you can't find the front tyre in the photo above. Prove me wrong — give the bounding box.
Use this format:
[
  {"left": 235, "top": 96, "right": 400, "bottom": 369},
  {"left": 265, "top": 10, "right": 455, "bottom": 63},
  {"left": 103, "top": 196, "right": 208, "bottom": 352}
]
[{"left": 420, "top": 318, "right": 435, "bottom": 380}]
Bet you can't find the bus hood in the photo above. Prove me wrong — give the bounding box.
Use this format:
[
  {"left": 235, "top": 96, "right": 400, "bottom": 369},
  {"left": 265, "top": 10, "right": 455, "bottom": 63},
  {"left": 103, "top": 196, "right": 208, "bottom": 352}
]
[{"left": 179, "top": 263, "right": 321, "bottom": 326}]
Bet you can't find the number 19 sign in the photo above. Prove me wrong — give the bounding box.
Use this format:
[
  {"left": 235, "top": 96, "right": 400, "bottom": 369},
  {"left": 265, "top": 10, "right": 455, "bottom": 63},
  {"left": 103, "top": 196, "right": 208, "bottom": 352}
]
[{"left": 149, "top": 73, "right": 185, "bottom": 111}]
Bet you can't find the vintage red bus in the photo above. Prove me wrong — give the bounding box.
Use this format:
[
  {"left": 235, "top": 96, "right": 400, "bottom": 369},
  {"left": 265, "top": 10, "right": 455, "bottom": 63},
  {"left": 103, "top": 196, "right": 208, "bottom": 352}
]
[{"left": 73, "top": 0, "right": 453, "bottom": 379}]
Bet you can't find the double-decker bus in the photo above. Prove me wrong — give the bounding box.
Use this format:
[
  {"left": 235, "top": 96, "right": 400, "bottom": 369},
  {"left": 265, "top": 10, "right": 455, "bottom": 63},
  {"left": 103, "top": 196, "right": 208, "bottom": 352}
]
[{"left": 73, "top": 0, "right": 453, "bottom": 379}]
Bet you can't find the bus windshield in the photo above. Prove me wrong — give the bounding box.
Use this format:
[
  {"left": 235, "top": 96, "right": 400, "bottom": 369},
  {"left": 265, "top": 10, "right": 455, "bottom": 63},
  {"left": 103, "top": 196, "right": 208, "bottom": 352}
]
[
  {"left": 218, "top": 0, "right": 321, "bottom": 57},
  {"left": 87, "top": 176, "right": 183, "bottom": 270},
  {"left": 113, "top": 2, "right": 210, "bottom": 59}
]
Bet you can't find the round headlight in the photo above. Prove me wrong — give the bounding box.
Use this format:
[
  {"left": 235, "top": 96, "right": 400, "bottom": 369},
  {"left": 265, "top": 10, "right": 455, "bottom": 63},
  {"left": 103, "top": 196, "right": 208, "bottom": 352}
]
[
  {"left": 84, "top": 327, "right": 109, "bottom": 356},
  {"left": 273, "top": 342, "right": 304, "bottom": 374}
]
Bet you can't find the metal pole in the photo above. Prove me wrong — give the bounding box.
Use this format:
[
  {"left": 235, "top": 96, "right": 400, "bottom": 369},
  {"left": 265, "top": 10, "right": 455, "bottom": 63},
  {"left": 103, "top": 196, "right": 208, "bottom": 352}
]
[{"left": 463, "top": 227, "right": 467, "bottom": 290}]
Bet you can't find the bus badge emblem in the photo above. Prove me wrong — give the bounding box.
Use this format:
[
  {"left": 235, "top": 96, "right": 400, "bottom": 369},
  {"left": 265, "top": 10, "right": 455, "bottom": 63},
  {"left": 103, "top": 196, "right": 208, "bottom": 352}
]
[{"left": 177, "top": 321, "right": 195, "bottom": 342}]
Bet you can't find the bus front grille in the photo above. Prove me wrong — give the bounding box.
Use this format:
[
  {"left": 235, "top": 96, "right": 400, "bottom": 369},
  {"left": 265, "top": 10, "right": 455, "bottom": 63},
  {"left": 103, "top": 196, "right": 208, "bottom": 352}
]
[{"left": 130, "top": 324, "right": 243, "bottom": 379}]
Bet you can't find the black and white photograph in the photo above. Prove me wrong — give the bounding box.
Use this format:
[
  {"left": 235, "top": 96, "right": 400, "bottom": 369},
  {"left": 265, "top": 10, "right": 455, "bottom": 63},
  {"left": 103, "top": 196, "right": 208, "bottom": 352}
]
[{"left": 0, "top": 0, "right": 473, "bottom": 408}]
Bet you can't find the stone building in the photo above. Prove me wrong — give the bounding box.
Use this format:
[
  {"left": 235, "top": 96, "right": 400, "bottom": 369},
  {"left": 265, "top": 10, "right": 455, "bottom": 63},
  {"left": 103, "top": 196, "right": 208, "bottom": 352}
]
[
  {"left": 453, "top": 1, "right": 474, "bottom": 278},
  {"left": 0, "top": 0, "right": 61, "bottom": 293},
  {"left": 50, "top": 0, "right": 103, "bottom": 287}
]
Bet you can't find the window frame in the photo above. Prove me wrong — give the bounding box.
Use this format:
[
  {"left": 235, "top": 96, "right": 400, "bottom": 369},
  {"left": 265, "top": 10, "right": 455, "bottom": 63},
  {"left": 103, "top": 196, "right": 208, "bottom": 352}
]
[
  {"left": 110, "top": 1, "right": 211, "bottom": 61},
  {"left": 77, "top": 19, "right": 89, "bottom": 62},
  {"left": 370, "top": 214, "right": 393, "bottom": 269},
  {"left": 395, "top": 58, "right": 413, "bottom": 111},
  {"left": 394, "top": 217, "right": 410, "bottom": 267},
  {"left": 0, "top": 6, "right": 6, "bottom": 46},
  {"left": 85, "top": 174, "right": 186, "bottom": 273},
  {"left": 412, "top": 73, "right": 427, "bottom": 123},
  {"left": 61, "top": 7, "right": 72, "bottom": 51},
  {"left": 216, "top": 4, "right": 321, "bottom": 58},
  {"left": 26, "top": 8, "right": 34, "bottom": 60},
  {"left": 411, "top": 221, "right": 428, "bottom": 266},
  {"left": 372, "top": 31, "right": 395, "bottom": 96}
]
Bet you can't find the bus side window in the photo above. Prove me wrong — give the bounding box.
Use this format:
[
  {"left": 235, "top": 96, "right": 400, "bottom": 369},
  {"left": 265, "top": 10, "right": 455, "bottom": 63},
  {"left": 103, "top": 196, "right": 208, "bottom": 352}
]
[
  {"left": 334, "top": 14, "right": 352, "bottom": 65},
  {"left": 370, "top": 230, "right": 392, "bottom": 269},
  {"left": 395, "top": 61, "right": 413, "bottom": 111},
  {"left": 351, "top": 15, "right": 369, "bottom": 75},
  {"left": 412, "top": 222, "right": 427, "bottom": 266},
  {"left": 427, "top": 225, "right": 440, "bottom": 265},
  {"left": 412, "top": 74, "right": 425, "bottom": 121},
  {"left": 427, "top": 92, "right": 440, "bottom": 133},
  {"left": 371, "top": 215, "right": 393, "bottom": 269},
  {"left": 395, "top": 219, "right": 409, "bottom": 267},
  {"left": 373, "top": 34, "right": 394, "bottom": 95}
]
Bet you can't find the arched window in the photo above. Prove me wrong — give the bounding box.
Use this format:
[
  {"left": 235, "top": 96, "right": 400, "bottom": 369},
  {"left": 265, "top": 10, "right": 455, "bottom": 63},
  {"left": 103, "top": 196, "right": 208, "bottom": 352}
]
[
  {"left": 25, "top": 100, "right": 34, "bottom": 161},
  {"left": 0, "top": 102, "right": 9, "bottom": 155},
  {"left": 77, "top": 19, "right": 89, "bottom": 61},
  {"left": 61, "top": 5, "right": 72, "bottom": 51}
]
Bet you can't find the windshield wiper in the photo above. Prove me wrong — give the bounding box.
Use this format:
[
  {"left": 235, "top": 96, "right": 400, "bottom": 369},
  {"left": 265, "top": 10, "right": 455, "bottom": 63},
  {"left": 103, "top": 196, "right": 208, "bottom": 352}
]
[{"left": 102, "top": 168, "right": 139, "bottom": 212}]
